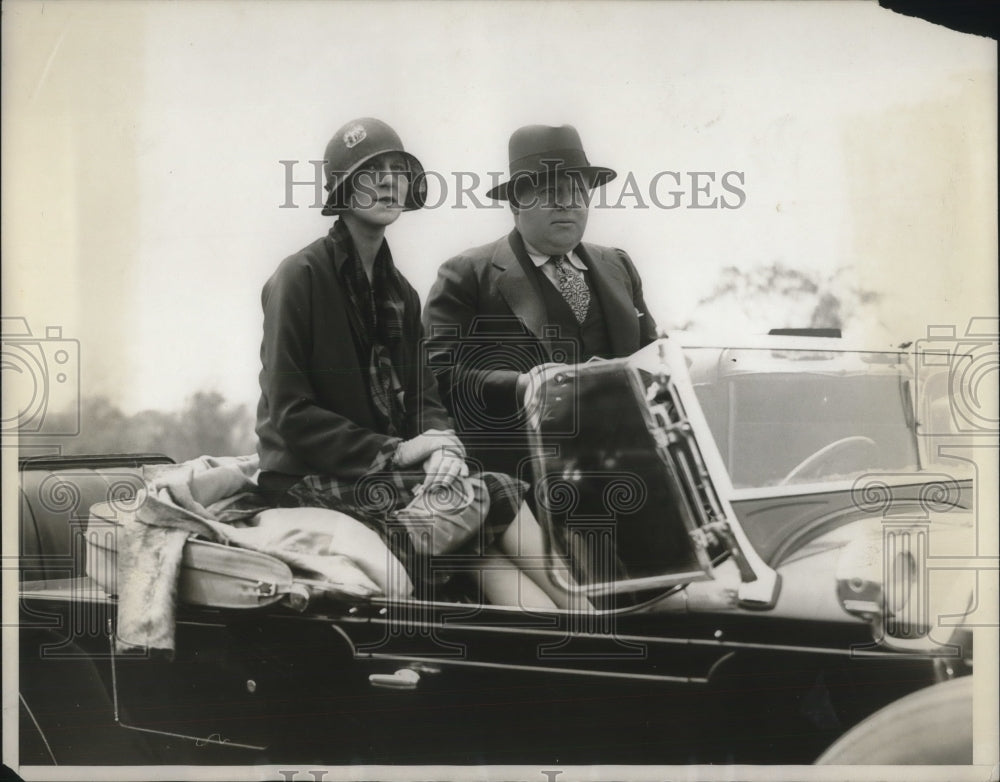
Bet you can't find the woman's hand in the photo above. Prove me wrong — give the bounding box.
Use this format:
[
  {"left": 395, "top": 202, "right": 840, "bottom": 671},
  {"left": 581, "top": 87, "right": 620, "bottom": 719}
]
[
  {"left": 412, "top": 456, "right": 473, "bottom": 513},
  {"left": 393, "top": 429, "right": 465, "bottom": 467},
  {"left": 420, "top": 447, "right": 469, "bottom": 492}
]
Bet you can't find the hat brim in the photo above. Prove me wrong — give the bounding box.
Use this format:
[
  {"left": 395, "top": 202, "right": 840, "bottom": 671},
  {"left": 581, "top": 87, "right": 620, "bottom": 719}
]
[
  {"left": 322, "top": 150, "right": 427, "bottom": 216},
  {"left": 486, "top": 166, "right": 617, "bottom": 202}
]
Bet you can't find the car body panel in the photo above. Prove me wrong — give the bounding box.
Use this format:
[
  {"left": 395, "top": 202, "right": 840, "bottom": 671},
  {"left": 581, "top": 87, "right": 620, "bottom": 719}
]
[{"left": 15, "top": 337, "right": 981, "bottom": 765}]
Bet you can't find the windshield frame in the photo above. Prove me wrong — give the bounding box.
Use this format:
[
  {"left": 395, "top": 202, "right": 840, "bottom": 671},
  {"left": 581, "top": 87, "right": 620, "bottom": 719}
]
[{"left": 676, "top": 339, "right": 963, "bottom": 497}]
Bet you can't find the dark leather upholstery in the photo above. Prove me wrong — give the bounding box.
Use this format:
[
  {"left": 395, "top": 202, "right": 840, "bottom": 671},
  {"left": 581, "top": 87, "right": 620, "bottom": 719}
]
[{"left": 18, "top": 456, "right": 172, "bottom": 582}]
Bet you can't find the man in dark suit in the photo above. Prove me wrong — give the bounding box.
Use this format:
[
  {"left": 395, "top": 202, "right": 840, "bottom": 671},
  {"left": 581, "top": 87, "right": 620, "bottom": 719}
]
[{"left": 422, "top": 124, "right": 658, "bottom": 480}]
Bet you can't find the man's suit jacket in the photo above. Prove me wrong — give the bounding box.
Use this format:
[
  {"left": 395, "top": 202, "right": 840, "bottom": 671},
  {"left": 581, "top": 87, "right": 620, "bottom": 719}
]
[{"left": 422, "top": 229, "right": 658, "bottom": 477}]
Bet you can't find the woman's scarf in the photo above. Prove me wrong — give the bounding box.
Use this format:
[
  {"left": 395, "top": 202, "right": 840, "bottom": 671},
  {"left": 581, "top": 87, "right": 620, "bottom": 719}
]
[{"left": 330, "top": 220, "right": 407, "bottom": 436}]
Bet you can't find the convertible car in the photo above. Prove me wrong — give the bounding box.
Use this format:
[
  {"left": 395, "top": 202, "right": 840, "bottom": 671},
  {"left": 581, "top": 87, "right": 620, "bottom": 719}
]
[{"left": 15, "top": 332, "right": 986, "bottom": 767}]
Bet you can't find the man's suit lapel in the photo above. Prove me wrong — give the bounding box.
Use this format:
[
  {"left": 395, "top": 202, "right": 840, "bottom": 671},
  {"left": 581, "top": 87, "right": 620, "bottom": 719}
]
[
  {"left": 492, "top": 232, "right": 639, "bottom": 358},
  {"left": 495, "top": 230, "right": 551, "bottom": 354},
  {"left": 578, "top": 243, "right": 639, "bottom": 356}
]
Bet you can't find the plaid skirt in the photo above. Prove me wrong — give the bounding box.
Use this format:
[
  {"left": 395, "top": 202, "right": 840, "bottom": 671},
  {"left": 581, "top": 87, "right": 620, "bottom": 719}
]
[{"left": 276, "top": 468, "right": 527, "bottom": 589}]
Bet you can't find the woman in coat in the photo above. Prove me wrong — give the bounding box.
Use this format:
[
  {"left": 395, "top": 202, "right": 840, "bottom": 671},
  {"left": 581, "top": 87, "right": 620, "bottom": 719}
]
[{"left": 255, "top": 118, "right": 569, "bottom": 608}]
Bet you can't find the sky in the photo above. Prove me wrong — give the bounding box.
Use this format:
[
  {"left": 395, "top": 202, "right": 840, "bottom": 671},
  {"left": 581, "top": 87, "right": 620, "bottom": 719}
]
[{"left": 2, "top": 0, "right": 997, "bottom": 416}]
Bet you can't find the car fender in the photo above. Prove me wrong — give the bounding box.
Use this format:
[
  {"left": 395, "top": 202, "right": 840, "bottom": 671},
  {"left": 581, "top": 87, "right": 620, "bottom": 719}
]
[{"left": 815, "top": 675, "right": 973, "bottom": 764}]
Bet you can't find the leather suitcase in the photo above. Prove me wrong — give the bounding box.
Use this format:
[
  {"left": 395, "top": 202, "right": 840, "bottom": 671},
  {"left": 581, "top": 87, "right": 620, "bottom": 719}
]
[{"left": 86, "top": 500, "right": 306, "bottom": 609}]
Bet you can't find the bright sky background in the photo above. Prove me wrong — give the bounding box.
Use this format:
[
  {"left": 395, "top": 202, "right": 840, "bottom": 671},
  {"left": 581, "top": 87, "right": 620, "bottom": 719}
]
[{"left": 3, "top": 0, "right": 996, "bottom": 415}]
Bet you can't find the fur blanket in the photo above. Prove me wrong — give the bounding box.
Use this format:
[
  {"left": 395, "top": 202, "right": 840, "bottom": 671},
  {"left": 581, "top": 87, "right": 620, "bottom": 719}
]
[{"left": 115, "top": 454, "right": 412, "bottom": 655}]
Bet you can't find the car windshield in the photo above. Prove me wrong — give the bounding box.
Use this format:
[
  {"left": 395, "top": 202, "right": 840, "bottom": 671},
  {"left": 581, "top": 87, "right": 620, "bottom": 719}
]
[{"left": 684, "top": 346, "right": 959, "bottom": 490}]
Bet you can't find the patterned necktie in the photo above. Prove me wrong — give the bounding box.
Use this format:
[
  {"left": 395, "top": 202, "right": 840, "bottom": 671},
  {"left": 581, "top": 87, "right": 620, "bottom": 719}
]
[{"left": 550, "top": 255, "right": 591, "bottom": 324}]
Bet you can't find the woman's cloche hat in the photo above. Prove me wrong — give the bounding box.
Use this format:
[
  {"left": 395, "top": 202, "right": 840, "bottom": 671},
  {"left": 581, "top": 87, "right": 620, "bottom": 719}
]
[{"left": 322, "top": 118, "right": 427, "bottom": 215}]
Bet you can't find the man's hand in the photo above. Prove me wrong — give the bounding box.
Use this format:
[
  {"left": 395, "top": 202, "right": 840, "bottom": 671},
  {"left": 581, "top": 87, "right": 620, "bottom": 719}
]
[
  {"left": 515, "top": 362, "right": 567, "bottom": 405},
  {"left": 394, "top": 429, "right": 465, "bottom": 468}
]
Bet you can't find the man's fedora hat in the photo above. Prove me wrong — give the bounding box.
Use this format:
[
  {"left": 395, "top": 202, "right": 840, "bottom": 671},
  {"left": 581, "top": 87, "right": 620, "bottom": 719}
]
[
  {"left": 486, "top": 124, "right": 617, "bottom": 202},
  {"left": 322, "top": 117, "right": 427, "bottom": 215}
]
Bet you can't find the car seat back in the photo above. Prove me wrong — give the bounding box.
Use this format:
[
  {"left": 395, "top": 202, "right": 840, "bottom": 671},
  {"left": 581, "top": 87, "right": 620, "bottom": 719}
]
[{"left": 18, "top": 454, "right": 173, "bottom": 582}]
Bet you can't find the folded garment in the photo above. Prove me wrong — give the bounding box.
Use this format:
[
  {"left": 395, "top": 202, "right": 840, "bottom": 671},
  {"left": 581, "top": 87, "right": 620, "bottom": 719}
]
[
  {"left": 114, "top": 454, "right": 411, "bottom": 655},
  {"left": 248, "top": 507, "right": 411, "bottom": 597}
]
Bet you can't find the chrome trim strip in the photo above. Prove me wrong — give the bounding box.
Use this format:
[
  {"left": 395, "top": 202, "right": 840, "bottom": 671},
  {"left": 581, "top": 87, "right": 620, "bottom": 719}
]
[
  {"left": 18, "top": 588, "right": 114, "bottom": 603},
  {"left": 706, "top": 651, "right": 736, "bottom": 681},
  {"left": 706, "top": 638, "right": 887, "bottom": 657},
  {"left": 362, "top": 617, "right": 880, "bottom": 657},
  {"left": 115, "top": 721, "right": 267, "bottom": 752},
  {"left": 728, "top": 476, "right": 973, "bottom": 502},
  {"left": 19, "top": 691, "right": 58, "bottom": 764},
  {"left": 654, "top": 340, "right": 780, "bottom": 607},
  {"left": 328, "top": 622, "right": 358, "bottom": 654},
  {"left": 366, "top": 653, "right": 705, "bottom": 684},
  {"left": 105, "top": 620, "right": 266, "bottom": 752},
  {"left": 365, "top": 617, "right": 687, "bottom": 645},
  {"left": 176, "top": 620, "right": 227, "bottom": 628}
]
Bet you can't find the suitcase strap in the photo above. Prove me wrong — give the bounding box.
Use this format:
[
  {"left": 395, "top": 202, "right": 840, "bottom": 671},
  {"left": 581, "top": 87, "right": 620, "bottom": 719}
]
[{"left": 274, "top": 580, "right": 310, "bottom": 611}]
